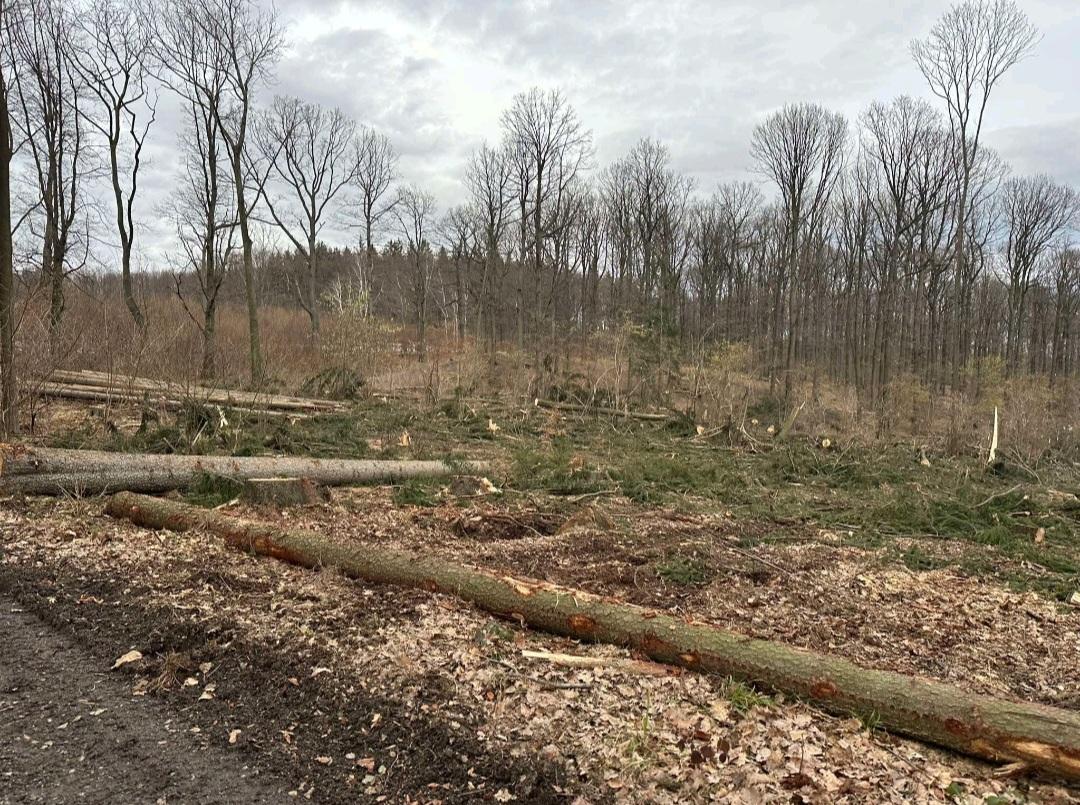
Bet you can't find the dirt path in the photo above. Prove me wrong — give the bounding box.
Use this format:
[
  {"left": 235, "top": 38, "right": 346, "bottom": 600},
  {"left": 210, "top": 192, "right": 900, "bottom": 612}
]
[{"left": 0, "top": 593, "right": 291, "bottom": 805}]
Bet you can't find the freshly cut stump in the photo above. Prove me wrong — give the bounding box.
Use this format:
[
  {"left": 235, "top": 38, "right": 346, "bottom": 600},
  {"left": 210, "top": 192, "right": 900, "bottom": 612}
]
[
  {"left": 241, "top": 477, "right": 329, "bottom": 507},
  {"left": 105, "top": 491, "right": 1080, "bottom": 783}
]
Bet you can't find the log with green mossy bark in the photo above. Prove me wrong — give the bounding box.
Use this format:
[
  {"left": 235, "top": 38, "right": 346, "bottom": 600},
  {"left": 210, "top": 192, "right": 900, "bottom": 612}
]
[
  {"left": 0, "top": 445, "right": 483, "bottom": 496},
  {"left": 105, "top": 490, "right": 1080, "bottom": 782}
]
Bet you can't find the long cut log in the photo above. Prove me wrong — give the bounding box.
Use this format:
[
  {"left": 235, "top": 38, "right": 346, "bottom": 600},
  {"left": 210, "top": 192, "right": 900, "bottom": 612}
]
[
  {"left": 106, "top": 491, "right": 1080, "bottom": 781},
  {"left": 32, "top": 382, "right": 309, "bottom": 419},
  {"left": 0, "top": 445, "right": 483, "bottom": 495},
  {"left": 48, "top": 369, "right": 347, "bottom": 413},
  {"left": 534, "top": 398, "right": 672, "bottom": 422}
]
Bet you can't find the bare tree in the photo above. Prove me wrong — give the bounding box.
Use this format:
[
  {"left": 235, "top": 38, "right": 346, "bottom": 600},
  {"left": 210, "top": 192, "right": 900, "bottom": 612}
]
[
  {"left": 751, "top": 102, "right": 846, "bottom": 416},
  {"left": 14, "top": 0, "right": 89, "bottom": 358},
  {"left": 69, "top": 0, "right": 156, "bottom": 329},
  {"left": 1048, "top": 246, "right": 1079, "bottom": 384},
  {"left": 394, "top": 185, "right": 436, "bottom": 361},
  {"left": 167, "top": 85, "right": 236, "bottom": 379},
  {"left": 618, "top": 138, "right": 694, "bottom": 331},
  {"left": 1000, "top": 175, "right": 1078, "bottom": 373},
  {"left": 912, "top": 0, "right": 1038, "bottom": 381},
  {"left": 466, "top": 141, "right": 512, "bottom": 352},
  {"left": 351, "top": 126, "right": 396, "bottom": 306},
  {"left": 501, "top": 88, "right": 592, "bottom": 345},
  {"left": 441, "top": 205, "right": 478, "bottom": 341},
  {"left": 860, "top": 96, "right": 948, "bottom": 406},
  {"left": 573, "top": 187, "right": 604, "bottom": 335},
  {"left": 0, "top": 0, "right": 20, "bottom": 433},
  {"left": 154, "top": 0, "right": 282, "bottom": 383},
  {"left": 259, "top": 96, "right": 356, "bottom": 334}
]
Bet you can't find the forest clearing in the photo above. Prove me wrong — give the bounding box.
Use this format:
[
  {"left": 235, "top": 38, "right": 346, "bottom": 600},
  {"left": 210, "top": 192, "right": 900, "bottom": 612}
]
[
  {"left": 2, "top": 381, "right": 1079, "bottom": 803},
  {"left": 3, "top": 0, "right": 1080, "bottom": 801}
]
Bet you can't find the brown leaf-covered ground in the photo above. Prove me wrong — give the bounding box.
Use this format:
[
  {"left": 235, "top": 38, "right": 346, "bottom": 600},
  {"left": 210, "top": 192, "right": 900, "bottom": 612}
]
[{"left": 2, "top": 485, "right": 1078, "bottom": 804}]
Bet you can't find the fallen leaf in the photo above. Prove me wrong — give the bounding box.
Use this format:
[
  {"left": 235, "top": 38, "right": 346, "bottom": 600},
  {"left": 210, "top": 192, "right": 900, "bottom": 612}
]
[
  {"left": 315, "top": 756, "right": 333, "bottom": 766},
  {"left": 112, "top": 650, "right": 142, "bottom": 669},
  {"left": 781, "top": 772, "right": 813, "bottom": 790}
]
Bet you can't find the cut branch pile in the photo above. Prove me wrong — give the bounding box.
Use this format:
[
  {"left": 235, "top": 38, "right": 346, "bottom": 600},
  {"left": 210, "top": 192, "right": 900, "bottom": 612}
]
[
  {"left": 0, "top": 444, "right": 483, "bottom": 496},
  {"left": 37, "top": 369, "right": 348, "bottom": 417},
  {"left": 107, "top": 490, "right": 1080, "bottom": 782}
]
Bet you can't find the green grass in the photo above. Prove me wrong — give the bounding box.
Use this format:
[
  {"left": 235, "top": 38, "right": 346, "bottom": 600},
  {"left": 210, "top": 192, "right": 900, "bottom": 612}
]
[
  {"left": 391, "top": 478, "right": 440, "bottom": 507},
  {"left": 896, "top": 545, "right": 949, "bottom": 572},
  {"left": 655, "top": 555, "right": 711, "bottom": 586},
  {"left": 724, "top": 680, "right": 772, "bottom": 714},
  {"left": 184, "top": 472, "right": 245, "bottom": 508},
  {"left": 43, "top": 393, "right": 1080, "bottom": 601},
  {"left": 511, "top": 441, "right": 605, "bottom": 496}
]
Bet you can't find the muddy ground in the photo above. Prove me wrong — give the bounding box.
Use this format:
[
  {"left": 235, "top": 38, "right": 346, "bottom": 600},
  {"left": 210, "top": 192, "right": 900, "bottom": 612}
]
[
  {"left": 0, "top": 588, "right": 290, "bottom": 804},
  {"left": 2, "top": 398, "right": 1079, "bottom": 803}
]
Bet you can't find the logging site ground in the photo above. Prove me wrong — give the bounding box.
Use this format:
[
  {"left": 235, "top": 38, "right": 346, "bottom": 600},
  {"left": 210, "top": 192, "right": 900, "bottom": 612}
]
[{"left": 2, "top": 395, "right": 1079, "bottom": 804}]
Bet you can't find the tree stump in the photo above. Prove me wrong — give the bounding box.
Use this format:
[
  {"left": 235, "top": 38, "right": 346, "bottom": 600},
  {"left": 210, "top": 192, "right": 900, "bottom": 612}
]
[{"left": 241, "top": 477, "right": 329, "bottom": 507}]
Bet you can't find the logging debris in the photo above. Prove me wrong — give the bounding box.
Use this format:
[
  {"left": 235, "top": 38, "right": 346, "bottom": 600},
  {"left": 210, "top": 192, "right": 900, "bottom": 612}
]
[
  {"left": 37, "top": 369, "right": 348, "bottom": 416},
  {"left": 6, "top": 487, "right": 1078, "bottom": 803},
  {"left": 533, "top": 398, "right": 673, "bottom": 421},
  {"left": 106, "top": 491, "right": 1080, "bottom": 782}
]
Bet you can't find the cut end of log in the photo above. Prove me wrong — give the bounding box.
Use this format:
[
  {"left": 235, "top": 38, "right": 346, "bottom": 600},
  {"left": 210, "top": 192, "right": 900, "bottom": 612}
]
[{"left": 241, "top": 477, "right": 330, "bottom": 507}]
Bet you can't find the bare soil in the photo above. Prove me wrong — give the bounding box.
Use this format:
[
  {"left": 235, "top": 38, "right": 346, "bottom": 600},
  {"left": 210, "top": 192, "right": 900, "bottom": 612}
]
[
  {"left": 0, "top": 541, "right": 568, "bottom": 804},
  {"left": 0, "top": 587, "right": 290, "bottom": 804}
]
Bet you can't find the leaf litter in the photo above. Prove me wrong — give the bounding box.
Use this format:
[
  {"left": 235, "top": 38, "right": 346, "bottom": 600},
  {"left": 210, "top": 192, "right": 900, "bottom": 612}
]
[{"left": 1, "top": 492, "right": 1078, "bottom": 803}]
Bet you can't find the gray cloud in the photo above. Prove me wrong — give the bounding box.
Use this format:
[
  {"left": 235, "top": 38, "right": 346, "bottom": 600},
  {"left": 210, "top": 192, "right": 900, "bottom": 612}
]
[{"left": 109, "top": 0, "right": 1080, "bottom": 264}]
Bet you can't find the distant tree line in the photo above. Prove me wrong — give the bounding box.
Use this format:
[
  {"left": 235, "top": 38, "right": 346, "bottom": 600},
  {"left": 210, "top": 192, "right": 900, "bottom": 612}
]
[{"left": 1, "top": 0, "right": 1077, "bottom": 436}]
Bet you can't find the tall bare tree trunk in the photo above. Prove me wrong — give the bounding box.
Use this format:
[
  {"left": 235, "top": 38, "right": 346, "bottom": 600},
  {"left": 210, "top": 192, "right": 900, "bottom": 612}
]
[
  {"left": 237, "top": 201, "right": 262, "bottom": 383},
  {"left": 108, "top": 128, "right": 143, "bottom": 329},
  {"left": 308, "top": 238, "right": 320, "bottom": 335},
  {"left": 0, "top": 65, "right": 15, "bottom": 435}
]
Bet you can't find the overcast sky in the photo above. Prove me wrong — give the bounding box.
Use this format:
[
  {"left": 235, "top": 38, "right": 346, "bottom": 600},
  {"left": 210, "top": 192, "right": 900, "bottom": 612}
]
[{"left": 135, "top": 0, "right": 1080, "bottom": 266}]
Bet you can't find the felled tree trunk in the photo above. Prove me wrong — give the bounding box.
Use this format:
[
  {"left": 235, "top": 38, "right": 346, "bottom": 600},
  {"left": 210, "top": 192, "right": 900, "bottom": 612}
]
[
  {"left": 107, "top": 490, "right": 1080, "bottom": 782},
  {"left": 534, "top": 399, "right": 671, "bottom": 422},
  {"left": 34, "top": 382, "right": 307, "bottom": 419},
  {"left": 47, "top": 370, "right": 346, "bottom": 413},
  {"left": 0, "top": 445, "right": 482, "bottom": 496}
]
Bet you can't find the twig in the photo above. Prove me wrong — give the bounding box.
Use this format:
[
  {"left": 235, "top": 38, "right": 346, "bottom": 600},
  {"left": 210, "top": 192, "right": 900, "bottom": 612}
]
[
  {"left": 975, "top": 484, "right": 1022, "bottom": 509},
  {"left": 521, "top": 650, "right": 676, "bottom": 677},
  {"left": 565, "top": 489, "right": 619, "bottom": 503},
  {"left": 722, "top": 542, "right": 792, "bottom": 577},
  {"left": 496, "top": 660, "right": 592, "bottom": 690}
]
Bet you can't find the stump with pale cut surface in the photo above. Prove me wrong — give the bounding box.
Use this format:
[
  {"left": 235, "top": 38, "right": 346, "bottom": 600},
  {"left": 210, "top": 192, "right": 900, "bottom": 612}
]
[
  {"left": 241, "top": 477, "right": 330, "bottom": 507},
  {"left": 241, "top": 473, "right": 328, "bottom": 505}
]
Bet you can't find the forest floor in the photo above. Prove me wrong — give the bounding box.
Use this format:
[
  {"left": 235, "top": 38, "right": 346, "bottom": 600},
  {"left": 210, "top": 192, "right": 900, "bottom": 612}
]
[{"left": 2, "top": 396, "right": 1079, "bottom": 804}]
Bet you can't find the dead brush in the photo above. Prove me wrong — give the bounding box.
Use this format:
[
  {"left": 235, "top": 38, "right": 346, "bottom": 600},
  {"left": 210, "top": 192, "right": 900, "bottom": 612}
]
[{"left": 148, "top": 650, "right": 195, "bottom": 693}]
